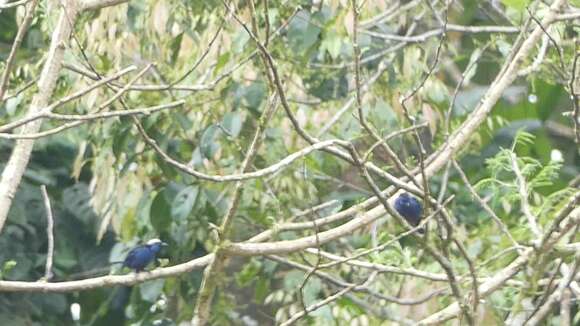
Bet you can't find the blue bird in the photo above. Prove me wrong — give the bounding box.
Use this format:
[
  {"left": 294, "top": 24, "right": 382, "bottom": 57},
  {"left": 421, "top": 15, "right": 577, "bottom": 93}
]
[
  {"left": 394, "top": 193, "right": 424, "bottom": 234},
  {"left": 123, "top": 239, "right": 167, "bottom": 272}
]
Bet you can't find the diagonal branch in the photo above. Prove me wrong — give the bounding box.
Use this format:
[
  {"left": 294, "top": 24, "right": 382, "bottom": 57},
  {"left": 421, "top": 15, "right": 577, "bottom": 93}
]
[
  {"left": 0, "top": 0, "right": 39, "bottom": 102},
  {"left": 417, "top": 249, "right": 533, "bottom": 325},
  {"left": 0, "top": 0, "right": 82, "bottom": 234}
]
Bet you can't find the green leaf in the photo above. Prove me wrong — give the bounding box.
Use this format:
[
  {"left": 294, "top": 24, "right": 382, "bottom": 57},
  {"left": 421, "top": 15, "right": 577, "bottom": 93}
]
[
  {"left": 321, "top": 30, "right": 342, "bottom": 60},
  {"left": 305, "top": 69, "right": 348, "bottom": 101},
  {"left": 155, "top": 154, "right": 177, "bottom": 179},
  {"left": 424, "top": 79, "right": 449, "bottom": 104},
  {"left": 5, "top": 94, "right": 22, "bottom": 116},
  {"left": 233, "top": 29, "right": 250, "bottom": 53},
  {"left": 139, "top": 279, "right": 165, "bottom": 302},
  {"left": 496, "top": 39, "right": 512, "bottom": 57},
  {"left": 283, "top": 270, "right": 305, "bottom": 289},
  {"left": 283, "top": 270, "right": 321, "bottom": 306},
  {"left": 243, "top": 81, "right": 267, "bottom": 111},
  {"left": 171, "top": 186, "right": 199, "bottom": 220},
  {"left": 236, "top": 260, "right": 261, "bottom": 287},
  {"left": 254, "top": 278, "right": 270, "bottom": 303},
  {"left": 215, "top": 52, "right": 231, "bottom": 75},
  {"left": 0, "top": 260, "right": 17, "bottom": 279},
  {"left": 302, "top": 278, "right": 322, "bottom": 306},
  {"left": 169, "top": 32, "right": 184, "bottom": 64},
  {"left": 222, "top": 111, "right": 243, "bottom": 137},
  {"left": 513, "top": 130, "right": 535, "bottom": 148},
  {"left": 501, "top": 0, "right": 530, "bottom": 12},
  {"left": 112, "top": 126, "right": 131, "bottom": 159},
  {"left": 311, "top": 305, "right": 332, "bottom": 319},
  {"left": 464, "top": 47, "right": 483, "bottom": 82},
  {"left": 190, "top": 147, "right": 204, "bottom": 168},
  {"left": 200, "top": 124, "right": 221, "bottom": 159},
  {"left": 151, "top": 189, "right": 172, "bottom": 233},
  {"left": 119, "top": 208, "right": 136, "bottom": 242},
  {"left": 467, "top": 239, "right": 483, "bottom": 257},
  {"left": 287, "top": 10, "right": 321, "bottom": 54}
]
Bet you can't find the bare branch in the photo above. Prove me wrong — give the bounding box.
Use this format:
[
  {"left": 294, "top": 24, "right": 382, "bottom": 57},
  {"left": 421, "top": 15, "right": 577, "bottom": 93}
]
[
  {"left": 526, "top": 255, "right": 580, "bottom": 326},
  {"left": 313, "top": 197, "right": 450, "bottom": 270},
  {"left": 0, "top": 66, "right": 138, "bottom": 133},
  {"left": 560, "top": 288, "right": 572, "bottom": 326},
  {"left": 417, "top": 249, "right": 533, "bottom": 325},
  {"left": 0, "top": 100, "right": 185, "bottom": 139},
  {"left": 360, "top": 24, "right": 518, "bottom": 43},
  {"left": 0, "top": 0, "right": 39, "bottom": 102},
  {"left": 0, "top": 0, "right": 31, "bottom": 9},
  {"left": 0, "top": 254, "right": 213, "bottom": 292},
  {"left": 569, "top": 46, "right": 579, "bottom": 143},
  {"left": 135, "top": 123, "right": 352, "bottom": 182},
  {"left": 280, "top": 273, "right": 375, "bottom": 326},
  {"left": 1, "top": 78, "right": 37, "bottom": 102},
  {"left": 40, "top": 185, "right": 55, "bottom": 281},
  {"left": 452, "top": 160, "right": 520, "bottom": 247},
  {"left": 0, "top": 0, "right": 82, "bottom": 234}
]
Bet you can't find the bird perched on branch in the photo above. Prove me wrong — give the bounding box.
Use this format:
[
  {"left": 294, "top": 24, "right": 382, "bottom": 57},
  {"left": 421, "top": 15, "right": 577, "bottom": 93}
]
[
  {"left": 122, "top": 239, "right": 168, "bottom": 272},
  {"left": 394, "top": 193, "right": 424, "bottom": 234}
]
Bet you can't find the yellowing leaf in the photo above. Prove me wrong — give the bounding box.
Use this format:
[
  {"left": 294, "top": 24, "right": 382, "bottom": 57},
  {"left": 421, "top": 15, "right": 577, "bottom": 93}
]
[{"left": 501, "top": 0, "right": 530, "bottom": 12}]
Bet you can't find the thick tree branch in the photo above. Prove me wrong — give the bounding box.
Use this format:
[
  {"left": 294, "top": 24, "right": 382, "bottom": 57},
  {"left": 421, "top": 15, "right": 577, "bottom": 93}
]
[{"left": 0, "top": 0, "right": 81, "bottom": 233}]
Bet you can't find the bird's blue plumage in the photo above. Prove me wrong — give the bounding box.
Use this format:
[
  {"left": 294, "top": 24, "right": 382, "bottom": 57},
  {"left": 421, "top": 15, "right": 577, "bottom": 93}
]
[
  {"left": 394, "top": 193, "right": 424, "bottom": 233},
  {"left": 123, "top": 241, "right": 165, "bottom": 272}
]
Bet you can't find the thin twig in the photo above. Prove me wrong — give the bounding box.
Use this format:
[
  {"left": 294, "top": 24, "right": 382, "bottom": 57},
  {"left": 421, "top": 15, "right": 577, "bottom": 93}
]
[
  {"left": 509, "top": 152, "right": 542, "bottom": 238},
  {"left": 346, "top": 141, "right": 475, "bottom": 325},
  {"left": 0, "top": 101, "right": 186, "bottom": 139},
  {"left": 280, "top": 272, "right": 378, "bottom": 326},
  {"left": 0, "top": 0, "right": 32, "bottom": 10},
  {"left": 1, "top": 78, "right": 37, "bottom": 102},
  {"left": 40, "top": 185, "right": 55, "bottom": 281},
  {"left": 359, "top": 24, "right": 518, "bottom": 43},
  {"left": 569, "top": 47, "right": 579, "bottom": 143},
  {"left": 313, "top": 196, "right": 452, "bottom": 270},
  {"left": 350, "top": 0, "right": 422, "bottom": 192},
  {"left": 0, "top": 0, "right": 39, "bottom": 102},
  {"left": 526, "top": 254, "right": 580, "bottom": 326},
  {"left": 296, "top": 201, "right": 322, "bottom": 318},
  {"left": 452, "top": 160, "right": 520, "bottom": 247},
  {"left": 526, "top": 6, "right": 566, "bottom": 73},
  {"left": 0, "top": 66, "right": 137, "bottom": 132}
]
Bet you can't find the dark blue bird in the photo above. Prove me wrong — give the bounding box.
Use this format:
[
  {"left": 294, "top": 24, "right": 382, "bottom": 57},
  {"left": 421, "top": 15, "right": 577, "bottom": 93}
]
[
  {"left": 123, "top": 239, "right": 167, "bottom": 272},
  {"left": 394, "top": 193, "right": 424, "bottom": 234}
]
